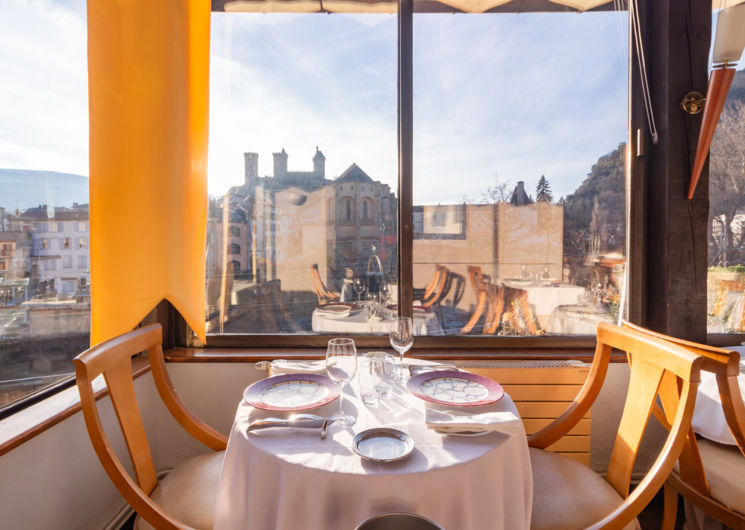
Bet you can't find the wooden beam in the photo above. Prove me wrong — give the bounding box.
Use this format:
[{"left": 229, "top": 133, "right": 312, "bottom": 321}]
[{"left": 643, "top": 0, "right": 711, "bottom": 342}]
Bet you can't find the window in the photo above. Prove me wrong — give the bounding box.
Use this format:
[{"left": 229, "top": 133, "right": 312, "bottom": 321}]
[
  {"left": 78, "top": 237, "right": 86, "bottom": 248},
  {"left": 77, "top": 221, "right": 86, "bottom": 232},
  {"left": 62, "top": 237, "right": 70, "bottom": 249},
  {"left": 0, "top": 0, "right": 90, "bottom": 413},
  {"left": 230, "top": 243, "right": 241, "bottom": 255},
  {"left": 706, "top": 63, "right": 745, "bottom": 334},
  {"left": 206, "top": 10, "right": 397, "bottom": 335},
  {"left": 78, "top": 255, "right": 87, "bottom": 269},
  {"left": 412, "top": 10, "right": 628, "bottom": 337},
  {"left": 205, "top": 5, "right": 627, "bottom": 342}
]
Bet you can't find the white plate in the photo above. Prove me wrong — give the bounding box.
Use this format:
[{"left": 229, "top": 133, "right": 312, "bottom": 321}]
[{"left": 352, "top": 428, "right": 414, "bottom": 462}]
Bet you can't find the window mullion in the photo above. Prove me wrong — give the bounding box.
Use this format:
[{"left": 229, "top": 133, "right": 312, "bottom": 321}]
[{"left": 397, "top": 0, "right": 414, "bottom": 319}]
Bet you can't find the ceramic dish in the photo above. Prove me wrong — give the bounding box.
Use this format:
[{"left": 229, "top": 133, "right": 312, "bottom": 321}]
[
  {"left": 352, "top": 428, "right": 415, "bottom": 463},
  {"left": 243, "top": 373, "right": 340, "bottom": 412},
  {"left": 316, "top": 303, "right": 355, "bottom": 319},
  {"left": 407, "top": 370, "right": 504, "bottom": 407}
]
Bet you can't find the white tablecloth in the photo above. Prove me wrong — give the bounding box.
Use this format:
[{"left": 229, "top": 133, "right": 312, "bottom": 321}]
[
  {"left": 214, "top": 377, "right": 532, "bottom": 530},
  {"left": 691, "top": 346, "right": 745, "bottom": 445},
  {"left": 312, "top": 308, "right": 443, "bottom": 336}
]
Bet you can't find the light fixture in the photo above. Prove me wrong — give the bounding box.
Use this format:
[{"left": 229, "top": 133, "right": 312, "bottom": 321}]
[{"left": 688, "top": 4, "right": 745, "bottom": 199}]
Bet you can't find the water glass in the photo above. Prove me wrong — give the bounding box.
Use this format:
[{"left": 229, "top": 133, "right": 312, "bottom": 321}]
[
  {"left": 326, "top": 338, "right": 358, "bottom": 426},
  {"left": 358, "top": 351, "right": 396, "bottom": 405},
  {"left": 389, "top": 317, "right": 414, "bottom": 379}
]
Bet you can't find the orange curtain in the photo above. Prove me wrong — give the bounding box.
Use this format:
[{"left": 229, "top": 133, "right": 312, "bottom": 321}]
[{"left": 88, "top": 0, "right": 210, "bottom": 345}]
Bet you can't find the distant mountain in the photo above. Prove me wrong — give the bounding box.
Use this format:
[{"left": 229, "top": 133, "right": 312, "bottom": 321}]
[{"left": 0, "top": 169, "right": 88, "bottom": 212}]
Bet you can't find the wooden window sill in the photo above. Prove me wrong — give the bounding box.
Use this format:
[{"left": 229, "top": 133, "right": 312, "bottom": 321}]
[
  {"left": 0, "top": 356, "right": 150, "bottom": 458},
  {"left": 164, "top": 347, "right": 628, "bottom": 363}
]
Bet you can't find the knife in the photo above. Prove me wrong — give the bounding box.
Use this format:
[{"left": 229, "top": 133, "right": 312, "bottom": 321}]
[
  {"left": 246, "top": 414, "right": 336, "bottom": 433},
  {"left": 406, "top": 363, "right": 458, "bottom": 376}
]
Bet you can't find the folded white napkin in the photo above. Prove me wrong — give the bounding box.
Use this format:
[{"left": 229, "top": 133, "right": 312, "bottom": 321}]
[
  {"left": 268, "top": 359, "right": 327, "bottom": 376},
  {"left": 425, "top": 407, "right": 524, "bottom": 436}
]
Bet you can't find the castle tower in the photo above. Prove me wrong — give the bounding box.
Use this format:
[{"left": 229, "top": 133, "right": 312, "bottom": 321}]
[
  {"left": 273, "top": 148, "right": 288, "bottom": 178},
  {"left": 244, "top": 152, "right": 258, "bottom": 185},
  {"left": 313, "top": 146, "right": 325, "bottom": 178}
]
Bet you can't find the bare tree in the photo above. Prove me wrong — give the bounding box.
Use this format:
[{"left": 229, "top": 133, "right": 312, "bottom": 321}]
[
  {"left": 481, "top": 174, "right": 512, "bottom": 204},
  {"left": 709, "top": 102, "right": 745, "bottom": 266}
]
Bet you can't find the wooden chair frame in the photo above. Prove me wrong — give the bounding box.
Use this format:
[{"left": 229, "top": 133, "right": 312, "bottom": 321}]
[
  {"left": 621, "top": 321, "right": 745, "bottom": 529},
  {"left": 310, "top": 263, "right": 339, "bottom": 304},
  {"left": 419, "top": 265, "right": 449, "bottom": 309},
  {"left": 74, "top": 324, "right": 228, "bottom": 530},
  {"left": 528, "top": 322, "right": 704, "bottom": 530}
]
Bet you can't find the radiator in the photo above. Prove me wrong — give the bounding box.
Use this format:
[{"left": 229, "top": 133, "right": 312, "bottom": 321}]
[{"left": 455, "top": 359, "right": 592, "bottom": 466}]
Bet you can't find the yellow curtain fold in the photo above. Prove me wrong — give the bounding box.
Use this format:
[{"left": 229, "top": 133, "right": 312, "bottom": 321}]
[{"left": 88, "top": 0, "right": 210, "bottom": 345}]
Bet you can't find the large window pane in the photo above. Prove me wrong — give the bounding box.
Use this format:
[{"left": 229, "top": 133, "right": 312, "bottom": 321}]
[
  {"left": 413, "top": 11, "right": 629, "bottom": 336},
  {"left": 0, "top": 0, "right": 89, "bottom": 410},
  {"left": 707, "top": 65, "right": 745, "bottom": 334},
  {"left": 206, "top": 12, "right": 397, "bottom": 335}
]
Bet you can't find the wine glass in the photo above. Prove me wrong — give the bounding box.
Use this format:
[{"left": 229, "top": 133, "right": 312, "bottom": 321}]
[
  {"left": 353, "top": 277, "right": 365, "bottom": 302},
  {"left": 326, "top": 338, "right": 358, "bottom": 426},
  {"left": 389, "top": 317, "right": 413, "bottom": 379}
]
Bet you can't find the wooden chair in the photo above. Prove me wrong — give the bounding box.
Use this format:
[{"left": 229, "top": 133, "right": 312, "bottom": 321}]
[
  {"left": 310, "top": 264, "right": 339, "bottom": 304},
  {"left": 621, "top": 321, "right": 745, "bottom": 529},
  {"left": 527, "top": 321, "right": 704, "bottom": 530},
  {"left": 74, "top": 324, "right": 228, "bottom": 530}
]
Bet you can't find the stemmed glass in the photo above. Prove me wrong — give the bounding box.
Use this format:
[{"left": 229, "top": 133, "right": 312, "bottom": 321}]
[
  {"left": 353, "top": 277, "right": 365, "bottom": 302},
  {"left": 389, "top": 317, "right": 413, "bottom": 380},
  {"left": 326, "top": 338, "right": 358, "bottom": 426}
]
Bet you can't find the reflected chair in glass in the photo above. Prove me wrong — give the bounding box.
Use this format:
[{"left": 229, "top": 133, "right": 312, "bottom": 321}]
[
  {"left": 417, "top": 265, "right": 450, "bottom": 309},
  {"left": 310, "top": 263, "right": 340, "bottom": 304},
  {"left": 621, "top": 321, "right": 745, "bottom": 529},
  {"left": 460, "top": 266, "right": 488, "bottom": 334},
  {"left": 355, "top": 512, "right": 445, "bottom": 530},
  {"left": 527, "top": 322, "right": 703, "bottom": 530},
  {"left": 73, "top": 323, "right": 228, "bottom": 530}
]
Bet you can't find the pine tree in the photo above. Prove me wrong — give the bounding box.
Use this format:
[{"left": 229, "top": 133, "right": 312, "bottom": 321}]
[{"left": 536, "top": 175, "right": 553, "bottom": 203}]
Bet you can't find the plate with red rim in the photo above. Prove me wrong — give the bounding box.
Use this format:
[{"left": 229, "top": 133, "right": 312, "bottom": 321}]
[
  {"left": 244, "top": 373, "right": 340, "bottom": 412},
  {"left": 407, "top": 370, "right": 504, "bottom": 407}
]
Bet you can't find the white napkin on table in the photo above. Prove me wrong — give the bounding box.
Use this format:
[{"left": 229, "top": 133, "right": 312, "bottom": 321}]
[
  {"left": 267, "top": 359, "right": 327, "bottom": 376},
  {"left": 425, "top": 407, "right": 524, "bottom": 436}
]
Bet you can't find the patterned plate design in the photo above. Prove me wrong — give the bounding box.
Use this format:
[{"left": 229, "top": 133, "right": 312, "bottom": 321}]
[
  {"left": 407, "top": 370, "right": 504, "bottom": 407},
  {"left": 243, "top": 373, "right": 340, "bottom": 412}
]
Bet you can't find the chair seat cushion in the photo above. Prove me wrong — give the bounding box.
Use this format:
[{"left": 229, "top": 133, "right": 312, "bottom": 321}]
[
  {"left": 136, "top": 450, "right": 225, "bottom": 530},
  {"left": 530, "top": 448, "right": 640, "bottom": 530},
  {"left": 696, "top": 438, "right": 745, "bottom": 515}
]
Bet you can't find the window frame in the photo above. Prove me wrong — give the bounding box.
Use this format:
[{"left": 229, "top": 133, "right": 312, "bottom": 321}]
[{"left": 198, "top": 0, "right": 639, "bottom": 351}]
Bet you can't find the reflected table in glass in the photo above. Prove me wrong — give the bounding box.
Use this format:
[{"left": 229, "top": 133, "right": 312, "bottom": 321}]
[{"left": 311, "top": 308, "right": 443, "bottom": 335}]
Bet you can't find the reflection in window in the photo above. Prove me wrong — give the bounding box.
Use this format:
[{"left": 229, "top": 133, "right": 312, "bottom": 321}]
[
  {"left": 0, "top": 0, "right": 90, "bottom": 412},
  {"left": 413, "top": 11, "right": 628, "bottom": 336},
  {"left": 707, "top": 68, "right": 745, "bottom": 334},
  {"left": 206, "top": 12, "right": 396, "bottom": 335}
]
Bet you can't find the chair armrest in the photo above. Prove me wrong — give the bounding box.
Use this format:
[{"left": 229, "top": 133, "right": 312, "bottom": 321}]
[
  {"left": 528, "top": 342, "right": 612, "bottom": 449},
  {"left": 148, "top": 345, "right": 228, "bottom": 450}
]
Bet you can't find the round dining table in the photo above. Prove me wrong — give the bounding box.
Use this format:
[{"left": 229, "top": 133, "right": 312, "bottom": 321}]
[{"left": 213, "top": 367, "right": 533, "bottom": 530}]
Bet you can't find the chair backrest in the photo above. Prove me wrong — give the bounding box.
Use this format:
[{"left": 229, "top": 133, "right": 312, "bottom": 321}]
[
  {"left": 355, "top": 512, "right": 445, "bottom": 530},
  {"left": 621, "top": 320, "right": 745, "bottom": 452},
  {"left": 422, "top": 266, "right": 449, "bottom": 308},
  {"left": 310, "top": 263, "right": 338, "bottom": 304},
  {"left": 466, "top": 265, "right": 487, "bottom": 296},
  {"left": 530, "top": 322, "right": 704, "bottom": 527},
  {"left": 74, "top": 324, "right": 227, "bottom": 529}
]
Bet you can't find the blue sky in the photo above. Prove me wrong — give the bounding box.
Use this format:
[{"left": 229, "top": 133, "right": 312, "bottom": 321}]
[{"left": 2, "top": 0, "right": 632, "bottom": 204}]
